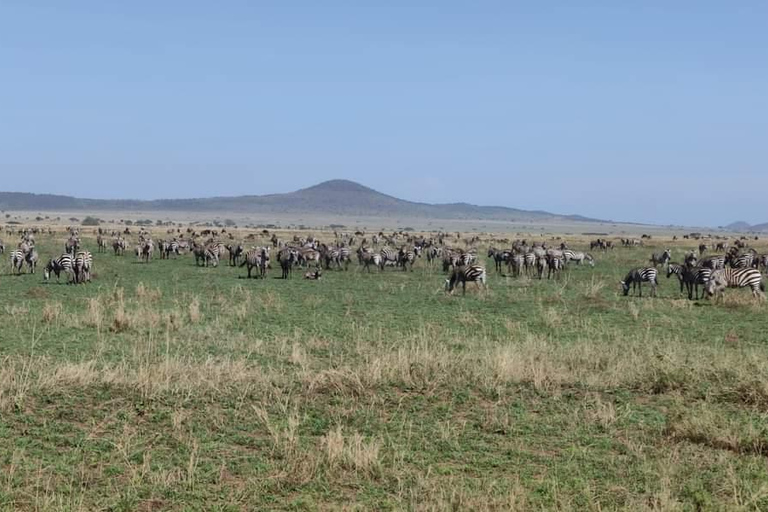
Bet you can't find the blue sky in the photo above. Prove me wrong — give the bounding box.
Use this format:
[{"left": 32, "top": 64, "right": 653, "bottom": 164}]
[{"left": 2, "top": 2, "right": 766, "bottom": 226}]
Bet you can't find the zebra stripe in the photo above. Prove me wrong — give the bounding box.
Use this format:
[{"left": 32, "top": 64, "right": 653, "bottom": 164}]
[
  {"left": 705, "top": 268, "right": 765, "bottom": 299},
  {"left": 445, "top": 265, "right": 487, "bottom": 295},
  {"left": 621, "top": 267, "right": 658, "bottom": 297}
]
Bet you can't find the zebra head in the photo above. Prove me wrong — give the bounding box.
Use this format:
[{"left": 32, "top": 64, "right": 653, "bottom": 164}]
[
  {"left": 444, "top": 278, "right": 453, "bottom": 293},
  {"left": 620, "top": 280, "right": 630, "bottom": 296}
]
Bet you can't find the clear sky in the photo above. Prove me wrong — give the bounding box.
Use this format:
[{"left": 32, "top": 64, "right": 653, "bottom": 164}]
[{"left": 2, "top": 2, "right": 767, "bottom": 226}]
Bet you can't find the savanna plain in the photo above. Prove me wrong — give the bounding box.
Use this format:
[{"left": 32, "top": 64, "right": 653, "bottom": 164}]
[{"left": 2, "top": 225, "right": 768, "bottom": 511}]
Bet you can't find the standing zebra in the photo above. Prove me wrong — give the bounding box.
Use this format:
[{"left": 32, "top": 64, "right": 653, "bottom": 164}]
[
  {"left": 228, "top": 243, "right": 244, "bottom": 266},
  {"left": 357, "top": 247, "right": 383, "bottom": 272},
  {"left": 10, "top": 249, "right": 25, "bottom": 275},
  {"left": 240, "top": 247, "right": 269, "bottom": 279},
  {"left": 700, "top": 255, "right": 725, "bottom": 270},
  {"left": 380, "top": 247, "right": 399, "bottom": 269},
  {"left": 487, "top": 247, "right": 509, "bottom": 273},
  {"left": 43, "top": 254, "right": 75, "bottom": 283},
  {"left": 397, "top": 247, "right": 416, "bottom": 271},
  {"left": 705, "top": 268, "right": 765, "bottom": 300},
  {"left": 546, "top": 254, "right": 564, "bottom": 280},
  {"left": 278, "top": 248, "right": 297, "bottom": 279},
  {"left": 621, "top": 268, "right": 659, "bottom": 297},
  {"left": 73, "top": 251, "right": 93, "bottom": 284},
  {"left": 65, "top": 237, "right": 80, "bottom": 255},
  {"left": 24, "top": 248, "right": 38, "bottom": 274},
  {"left": 445, "top": 265, "right": 487, "bottom": 295},
  {"left": 725, "top": 252, "right": 754, "bottom": 269},
  {"left": 113, "top": 238, "right": 126, "bottom": 256},
  {"left": 96, "top": 235, "right": 108, "bottom": 253},
  {"left": 666, "top": 263, "right": 687, "bottom": 294},
  {"left": 649, "top": 249, "right": 671, "bottom": 267}
]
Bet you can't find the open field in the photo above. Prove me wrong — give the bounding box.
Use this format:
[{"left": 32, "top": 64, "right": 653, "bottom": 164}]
[{"left": 2, "top": 227, "right": 768, "bottom": 510}]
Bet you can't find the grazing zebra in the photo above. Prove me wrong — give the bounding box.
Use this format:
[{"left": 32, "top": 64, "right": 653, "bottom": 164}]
[
  {"left": 562, "top": 250, "right": 594, "bottom": 267},
  {"left": 621, "top": 267, "right": 658, "bottom": 297},
  {"left": 649, "top": 249, "right": 671, "bottom": 267},
  {"left": 240, "top": 247, "right": 269, "bottom": 278},
  {"left": 73, "top": 251, "right": 93, "bottom": 284},
  {"left": 43, "top": 254, "right": 74, "bottom": 283},
  {"left": 705, "top": 267, "right": 765, "bottom": 300},
  {"left": 10, "top": 249, "right": 25, "bottom": 275},
  {"left": 445, "top": 265, "right": 487, "bottom": 295}
]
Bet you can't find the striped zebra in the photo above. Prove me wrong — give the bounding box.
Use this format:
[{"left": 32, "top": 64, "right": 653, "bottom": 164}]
[
  {"left": 442, "top": 250, "right": 460, "bottom": 273},
  {"left": 649, "top": 249, "right": 671, "bottom": 267},
  {"left": 320, "top": 244, "right": 341, "bottom": 270},
  {"left": 43, "top": 254, "right": 75, "bottom": 283},
  {"left": 357, "top": 247, "right": 383, "bottom": 272},
  {"left": 10, "top": 249, "right": 25, "bottom": 275},
  {"left": 397, "top": 247, "right": 416, "bottom": 271},
  {"left": 73, "top": 251, "right": 93, "bottom": 284},
  {"left": 684, "top": 266, "right": 712, "bottom": 300},
  {"left": 487, "top": 247, "right": 510, "bottom": 273},
  {"left": 278, "top": 248, "right": 298, "bottom": 279},
  {"left": 535, "top": 255, "right": 548, "bottom": 280},
  {"left": 141, "top": 240, "right": 154, "bottom": 263},
  {"left": 65, "top": 237, "right": 80, "bottom": 255},
  {"left": 112, "top": 238, "right": 126, "bottom": 256},
  {"left": 562, "top": 250, "right": 594, "bottom": 267},
  {"left": 379, "top": 247, "right": 399, "bottom": 269},
  {"left": 445, "top": 265, "right": 487, "bottom": 295},
  {"left": 725, "top": 252, "right": 753, "bottom": 269},
  {"left": 96, "top": 235, "right": 108, "bottom": 253},
  {"left": 509, "top": 253, "right": 525, "bottom": 277},
  {"left": 240, "top": 247, "right": 269, "bottom": 278},
  {"left": 25, "top": 249, "right": 38, "bottom": 274},
  {"left": 207, "top": 242, "right": 228, "bottom": 262},
  {"left": 705, "top": 268, "right": 765, "bottom": 300},
  {"left": 459, "top": 252, "right": 477, "bottom": 266},
  {"left": 546, "top": 254, "right": 564, "bottom": 279},
  {"left": 426, "top": 246, "right": 443, "bottom": 265},
  {"left": 666, "top": 263, "right": 687, "bottom": 294},
  {"left": 700, "top": 255, "right": 725, "bottom": 270},
  {"left": 228, "top": 243, "right": 244, "bottom": 266},
  {"left": 621, "top": 267, "right": 658, "bottom": 297}
]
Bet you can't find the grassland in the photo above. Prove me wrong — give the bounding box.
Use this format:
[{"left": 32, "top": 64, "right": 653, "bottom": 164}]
[{"left": 1, "top": 229, "right": 768, "bottom": 511}]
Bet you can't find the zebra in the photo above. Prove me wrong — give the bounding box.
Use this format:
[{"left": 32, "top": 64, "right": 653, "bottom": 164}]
[
  {"left": 278, "top": 248, "right": 298, "bottom": 279},
  {"left": 96, "top": 235, "right": 108, "bottom": 253},
  {"left": 141, "top": 240, "right": 154, "bottom": 263},
  {"left": 10, "top": 249, "right": 25, "bottom": 275},
  {"left": 683, "top": 266, "right": 713, "bottom": 300},
  {"left": 207, "top": 242, "right": 228, "bottom": 263},
  {"left": 73, "top": 251, "right": 93, "bottom": 284},
  {"left": 705, "top": 267, "right": 765, "bottom": 300},
  {"left": 509, "top": 253, "right": 525, "bottom": 277},
  {"left": 546, "top": 254, "right": 564, "bottom": 280},
  {"left": 649, "top": 249, "right": 671, "bottom": 267},
  {"left": 65, "top": 237, "right": 80, "bottom": 255},
  {"left": 44, "top": 254, "right": 75, "bottom": 283},
  {"left": 112, "top": 238, "right": 126, "bottom": 256},
  {"left": 0, "top": 239, "right": 4, "bottom": 254},
  {"left": 535, "top": 255, "right": 548, "bottom": 280},
  {"left": 621, "top": 267, "right": 658, "bottom": 297},
  {"left": 228, "top": 243, "right": 244, "bottom": 266},
  {"left": 700, "top": 255, "right": 725, "bottom": 270},
  {"left": 459, "top": 252, "right": 477, "bottom": 266},
  {"left": 380, "top": 247, "right": 399, "bottom": 269},
  {"left": 666, "top": 263, "right": 687, "bottom": 294},
  {"left": 698, "top": 243, "right": 708, "bottom": 256},
  {"left": 684, "top": 252, "right": 698, "bottom": 268},
  {"left": 240, "top": 247, "right": 269, "bottom": 278},
  {"left": 24, "top": 249, "right": 38, "bottom": 274},
  {"left": 725, "top": 252, "right": 753, "bottom": 269},
  {"left": 397, "top": 247, "right": 416, "bottom": 271},
  {"left": 441, "top": 250, "right": 460, "bottom": 273},
  {"left": 562, "top": 250, "right": 594, "bottom": 267},
  {"left": 320, "top": 244, "right": 341, "bottom": 270},
  {"left": 445, "top": 265, "right": 487, "bottom": 295},
  {"left": 357, "top": 247, "right": 383, "bottom": 272},
  {"left": 487, "top": 247, "right": 510, "bottom": 273}
]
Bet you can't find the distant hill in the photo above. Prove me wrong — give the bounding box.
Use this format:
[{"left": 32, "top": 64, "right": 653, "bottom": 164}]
[
  {"left": 724, "top": 221, "right": 768, "bottom": 233},
  {"left": 0, "top": 179, "right": 607, "bottom": 223}
]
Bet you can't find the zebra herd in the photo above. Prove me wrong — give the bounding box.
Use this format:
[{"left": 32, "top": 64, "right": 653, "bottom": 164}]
[
  {"left": 623, "top": 245, "right": 768, "bottom": 300},
  {"left": 5, "top": 227, "right": 768, "bottom": 302}
]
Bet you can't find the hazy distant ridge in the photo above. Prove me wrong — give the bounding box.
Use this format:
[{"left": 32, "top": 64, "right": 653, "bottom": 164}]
[{"left": 0, "top": 179, "right": 606, "bottom": 223}]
